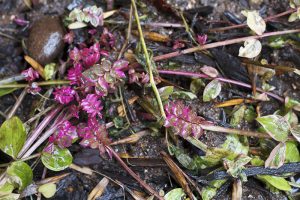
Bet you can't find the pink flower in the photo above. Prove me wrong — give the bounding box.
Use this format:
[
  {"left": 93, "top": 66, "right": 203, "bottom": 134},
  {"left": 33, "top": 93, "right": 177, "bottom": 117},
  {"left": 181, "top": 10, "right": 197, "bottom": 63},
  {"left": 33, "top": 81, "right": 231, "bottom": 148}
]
[
  {"left": 21, "top": 67, "right": 39, "bottom": 81},
  {"left": 27, "top": 82, "right": 41, "bottom": 95},
  {"left": 69, "top": 104, "right": 80, "bottom": 119},
  {"left": 12, "top": 16, "right": 29, "bottom": 26},
  {"left": 81, "top": 43, "right": 101, "bottom": 67},
  {"left": 197, "top": 34, "right": 207, "bottom": 45},
  {"left": 49, "top": 121, "right": 78, "bottom": 148},
  {"left": 67, "top": 63, "right": 83, "bottom": 85},
  {"left": 69, "top": 47, "right": 81, "bottom": 62},
  {"left": 53, "top": 86, "right": 76, "bottom": 104},
  {"left": 81, "top": 94, "right": 103, "bottom": 117},
  {"left": 64, "top": 32, "right": 74, "bottom": 44}
]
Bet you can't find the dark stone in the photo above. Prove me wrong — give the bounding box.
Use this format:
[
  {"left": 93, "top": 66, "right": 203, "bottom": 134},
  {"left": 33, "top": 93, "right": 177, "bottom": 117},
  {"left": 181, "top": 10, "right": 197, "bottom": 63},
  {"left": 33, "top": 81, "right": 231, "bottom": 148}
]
[{"left": 27, "top": 16, "right": 65, "bottom": 66}]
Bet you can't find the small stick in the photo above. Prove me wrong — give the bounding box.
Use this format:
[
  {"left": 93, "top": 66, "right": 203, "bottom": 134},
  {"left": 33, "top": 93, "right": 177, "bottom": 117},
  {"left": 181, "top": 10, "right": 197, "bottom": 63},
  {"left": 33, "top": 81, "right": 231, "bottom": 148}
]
[
  {"left": 7, "top": 89, "right": 27, "bottom": 119},
  {"left": 0, "top": 74, "right": 25, "bottom": 85},
  {"left": 0, "top": 80, "right": 70, "bottom": 89},
  {"left": 131, "top": 0, "right": 166, "bottom": 119},
  {"left": 118, "top": 5, "right": 133, "bottom": 60},
  {"left": 158, "top": 69, "right": 284, "bottom": 102},
  {"left": 106, "top": 145, "right": 163, "bottom": 200}
]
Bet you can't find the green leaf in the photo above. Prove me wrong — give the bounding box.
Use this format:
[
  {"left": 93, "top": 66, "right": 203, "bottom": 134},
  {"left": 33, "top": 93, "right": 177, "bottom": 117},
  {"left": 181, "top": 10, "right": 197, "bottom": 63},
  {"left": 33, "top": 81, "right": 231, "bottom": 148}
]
[
  {"left": 291, "top": 125, "right": 300, "bottom": 143},
  {"left": 244, "top": 106, "right": 256, "bottom": 123},
  {"left": 6, "top": 161, "right": 33, "bottom": 191},
  {"left": 164, "top": 188, "right": 186, "bottom": 200},
  {"left": 265, "top": 142, "right": 286, "bottom": 168},
  {"left": 190, "top": 78, "right": 205, "bottom": 94},
  {"left": 41, "top": 146, "right": 73, "bottom": 171},
  {"left": 256, "top": 115, "right": 290, "bottom": 142},
  {"left": 285, "top": 142, "right": 300, "bottom": 163},
  {"left": 225, "top": 156, "right": 252, "bottom": 180},
  {"left": 257, "top": 175, "right": 291, "bottom": 191},
  {"left": 285, "top": 97, "right": 300, "bottom": 111},
  {"left": 0, "top": 182, "right": 14, "bottom": 196},
  {"left": 38, "top": 183, "right": 57, "bottom": 198},
  {"left": 203, "top": 79, "right": 221, "bottom": 102},
  {"left": 0, "top": 88, "right": 17, "bottom": 97},
  {"left": 171, "top": 91, "right": 197, "bottom": 100},
  {"left": 201, "top": 180, "right": 227, "bottom": 200},
  {"left": 230, "top": 105, "right": 246, "bottom": 128},
  {"left": 44, "top": 63, "right": 56, "bottom": 80},
  {"left": 284, "top": 111, "right": 298, "bottom": 127},
  {"left": 0, "top": 116, "right": 26, "bottom": 159},
  {"left": 158, "top": 86, "right": 174, "bottom": 102}
]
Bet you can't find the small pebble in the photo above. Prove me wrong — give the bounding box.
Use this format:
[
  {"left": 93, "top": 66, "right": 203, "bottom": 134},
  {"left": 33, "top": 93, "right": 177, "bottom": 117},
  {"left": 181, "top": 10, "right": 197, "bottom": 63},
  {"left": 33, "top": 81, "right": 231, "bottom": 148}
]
[{"left": 27, "top": 16, "right": 65, "bottom": 66}]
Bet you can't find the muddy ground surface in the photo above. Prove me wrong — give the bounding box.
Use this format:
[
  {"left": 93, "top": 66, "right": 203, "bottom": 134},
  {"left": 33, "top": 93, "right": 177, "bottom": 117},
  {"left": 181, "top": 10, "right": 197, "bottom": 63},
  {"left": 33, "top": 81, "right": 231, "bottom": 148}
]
[{"left": 1, "top": 0, "right": 300, "bottom": 199}]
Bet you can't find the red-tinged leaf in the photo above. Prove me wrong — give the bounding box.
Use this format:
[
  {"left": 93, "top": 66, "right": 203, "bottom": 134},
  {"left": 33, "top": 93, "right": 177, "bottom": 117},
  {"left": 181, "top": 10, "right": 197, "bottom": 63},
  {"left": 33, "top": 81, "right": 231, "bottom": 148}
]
[
  {"left": 265, "top": 142, "right": 286, "bottom": 169},
  {"left": 200, "top": 66, "right": 219, "bottom": 78}
]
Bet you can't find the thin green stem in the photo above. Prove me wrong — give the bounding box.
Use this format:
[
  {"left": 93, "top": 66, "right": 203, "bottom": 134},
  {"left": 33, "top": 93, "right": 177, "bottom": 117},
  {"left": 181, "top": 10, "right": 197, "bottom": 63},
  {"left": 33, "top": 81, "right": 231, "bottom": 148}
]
[
  {"left": 0, "top": 80, "right": 70, "bottom": 89},
  {"left": 131, "top": 0, "right": 166, "bottom": 119}
]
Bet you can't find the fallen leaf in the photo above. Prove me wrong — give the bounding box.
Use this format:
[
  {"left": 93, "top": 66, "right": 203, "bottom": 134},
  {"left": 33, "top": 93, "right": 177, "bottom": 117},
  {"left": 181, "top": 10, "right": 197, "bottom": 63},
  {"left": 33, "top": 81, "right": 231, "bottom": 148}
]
[
  {"left": 239, "top": 39, "right": 262, "bottom": 58},
  {"left": 242, "top": 10, "right": 266, "bottom": 35}
]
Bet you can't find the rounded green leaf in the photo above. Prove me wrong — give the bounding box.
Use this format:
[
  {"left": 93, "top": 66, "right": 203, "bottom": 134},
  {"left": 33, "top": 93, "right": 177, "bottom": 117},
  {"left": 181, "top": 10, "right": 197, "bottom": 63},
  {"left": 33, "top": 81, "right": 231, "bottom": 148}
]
[
  {"left": 0, "top": 117, "right": 26, "bottom": 159},
  {"left": 256, "top": 115, "right": 290, "bottom": 142},
  {"left": 257, "top": 175, "right": 291, "bottom": 191},
  {"left": 38, "top": 183, "right": 56, "bottom": 198},
  {"left": 41, "top": 146, "right": 72, "bottom": 171},
  {"left": 164, "top": 188, "right": 186, "bottom": 200},
  {"left": 203, "top": 79, "right": 221, "bottom": 102},
  {"left": 6, "top": 161, "right": 33, "bottom": 191},
  {"left": 265, "top": 142, "right": 286, "bottom": 169}
]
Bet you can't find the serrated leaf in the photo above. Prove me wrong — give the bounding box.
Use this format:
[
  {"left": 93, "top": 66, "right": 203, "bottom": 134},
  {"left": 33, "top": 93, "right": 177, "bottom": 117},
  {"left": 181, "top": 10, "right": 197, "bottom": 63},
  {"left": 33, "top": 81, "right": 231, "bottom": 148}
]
[
  {"left": 172, "top": 91, "right": 197, "bottom": 100},
  {"left": 164, "top": 188, "right": 186, "bottom": 200},
  {"left": 0, "top": 116, "right": 26, "bottom": 159},
  {"left": 257, "top": 175, "right": 291, "bottom": 191},
  {"left": 6, "top": 161, "right": 33, "bottom": 191},
  {"left": 242, "top": 10, "right": 266, "bottom": 35},
  {"left": 38, "top": 183, "right": 57, "bottom": 198},
  {"left": 265, "top": 142, "right": 286, "bottom": 168},
  {"left": 239, "top": 38, "right": 262, "bottom": 58},
  {"left": 256, "top": 115, "right": 290, "bottom": 142},
  {"left": 41, "top": 146, "right": 72, "bottom": 171},
  {"left": 203, "top": 79, "right": 221, "bottom": 102}
]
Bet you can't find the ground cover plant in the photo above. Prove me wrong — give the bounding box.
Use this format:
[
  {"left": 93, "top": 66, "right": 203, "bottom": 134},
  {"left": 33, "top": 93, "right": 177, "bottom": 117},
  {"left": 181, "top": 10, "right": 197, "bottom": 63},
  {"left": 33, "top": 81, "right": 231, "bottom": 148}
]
[{"left": 1, "top": 0, "right": 300, "bottom": 199}]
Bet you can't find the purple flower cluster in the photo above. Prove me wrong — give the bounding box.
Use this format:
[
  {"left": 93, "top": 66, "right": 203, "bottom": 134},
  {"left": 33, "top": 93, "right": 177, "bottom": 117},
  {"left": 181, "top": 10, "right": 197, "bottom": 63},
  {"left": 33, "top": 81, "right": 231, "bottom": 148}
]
[
  {"left": 21, "top": 67, "right": 39, "bottom": 81},
  {"left": 128, "top": 69, "right": 149, "bottom": 85},
  {"left": 164, "top": 101, "right": 212, "bottom": 138},
  {"left": 49, "top": 121, "right": 78, "bottom": 148},
  {"left": 53, "top": 86, "right": 76, "bottom": 104}
]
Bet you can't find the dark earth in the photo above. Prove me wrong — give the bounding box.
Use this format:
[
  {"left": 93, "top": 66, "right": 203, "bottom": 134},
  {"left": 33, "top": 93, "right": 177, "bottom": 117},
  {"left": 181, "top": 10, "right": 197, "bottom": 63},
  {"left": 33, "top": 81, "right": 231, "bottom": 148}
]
[{"left": 1, "top": 0, "right": 300, "bottom": 199}]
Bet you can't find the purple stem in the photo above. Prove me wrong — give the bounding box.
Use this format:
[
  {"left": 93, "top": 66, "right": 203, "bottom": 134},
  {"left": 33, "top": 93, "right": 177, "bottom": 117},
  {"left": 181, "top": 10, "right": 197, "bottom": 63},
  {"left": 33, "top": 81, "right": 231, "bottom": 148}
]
[
  {"left": 18, "top": 105, "right": 63, "bottom": 158},
  {"left": 158, "top": 69, "right": 284, "bottom": 102}
]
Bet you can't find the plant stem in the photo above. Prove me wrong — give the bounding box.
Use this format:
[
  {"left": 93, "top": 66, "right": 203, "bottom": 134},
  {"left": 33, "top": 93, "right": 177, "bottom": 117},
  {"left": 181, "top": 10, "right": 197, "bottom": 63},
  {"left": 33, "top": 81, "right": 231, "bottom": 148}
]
[
  {"left": 106, "top": 145, "right": 163, "bottom": 200},
  {"left": 0, "top": 153, "right": 41, "bottom": 168},
  {"left": 131, "top": 0, "right": 166, "bottom": 119},
  {"left": 201, "top": 124, "right": 295, "bottom": 140},
  {"left": 158, "top": 69, "right": 284, "bottom": 102},
  {"left": 0, "top": 80, "right": 70, "bottom": 89},
  {"left": 7, "top": 89, "right": 27, "bottom": 119},
  {"left": 0, "top": 74, "right": 25, "bottom": 85},
  {"left": 18, "top": 105, "right": 63, "bottom": 158},
  {"left": 208, "top": 8, "right": 296, "bottom": 32}
]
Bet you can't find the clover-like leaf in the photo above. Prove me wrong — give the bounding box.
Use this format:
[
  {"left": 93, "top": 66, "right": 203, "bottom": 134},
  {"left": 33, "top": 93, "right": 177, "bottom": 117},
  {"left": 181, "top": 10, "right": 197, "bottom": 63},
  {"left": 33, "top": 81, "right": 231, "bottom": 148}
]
[
  {"left": 38, "top": 183, "right": 57, "bottom": 198},
  {"left": 164, "top": 188, "right": 186, "bottom": 200},
  {"left": 242, "top": 10, "right": 266, "bottom": 35},
  {"left": 6, "top": 161, "right": 33, "bottom": 191},
  {"left": 0, "top": 116, "right": 26, "bottom": 159},
  {"left": 41, "top": 145, "right": 73, "bottom": 171},
  {"left": 239, "top": 38, "right": 262, "bottom": 58},
  {"left": 256, "top": 115, "right": 290, "bottom": 142},
  {"left": 203, "top": 79, "right": 221, "bottom": 102},
  {"left": 265, "top": 142, "right": 286, "bottom": 169}
]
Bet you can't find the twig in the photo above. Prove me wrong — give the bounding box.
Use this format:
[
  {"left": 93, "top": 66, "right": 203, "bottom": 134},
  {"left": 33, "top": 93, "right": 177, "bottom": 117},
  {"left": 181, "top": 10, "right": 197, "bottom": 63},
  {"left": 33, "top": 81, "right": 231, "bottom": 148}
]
[
  {"left": 25, "top": 105, "right": 55, "bottom": 124},
  {"left": 18, "top": 105, "right": 63, "bottom": 158},
  {"left": 197, "top": 162, "right": 300, "bottom": 181},
  {"left": 0, "top": 80, "right": 70, "bottom": 89},
  {"left": 0, "top": 74, "right": 25, "bottom": 85},
  {"left": 106, "top": 145, "right": 163, "bottom": 200},
  {"left": 7, "top": 89, "right": 27, "bottom": 119},
  {"left": 208, "top": 8, "right": 296, "bottom": 32},
  {"left": 131, "top": 0, "right": 166, "bottom": 119},
  {"left": 158, "top": 69, "right": 284, "bottom": 102},
  {"left": 118, "top": 5, "right": 133, "bottom": 60}
]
